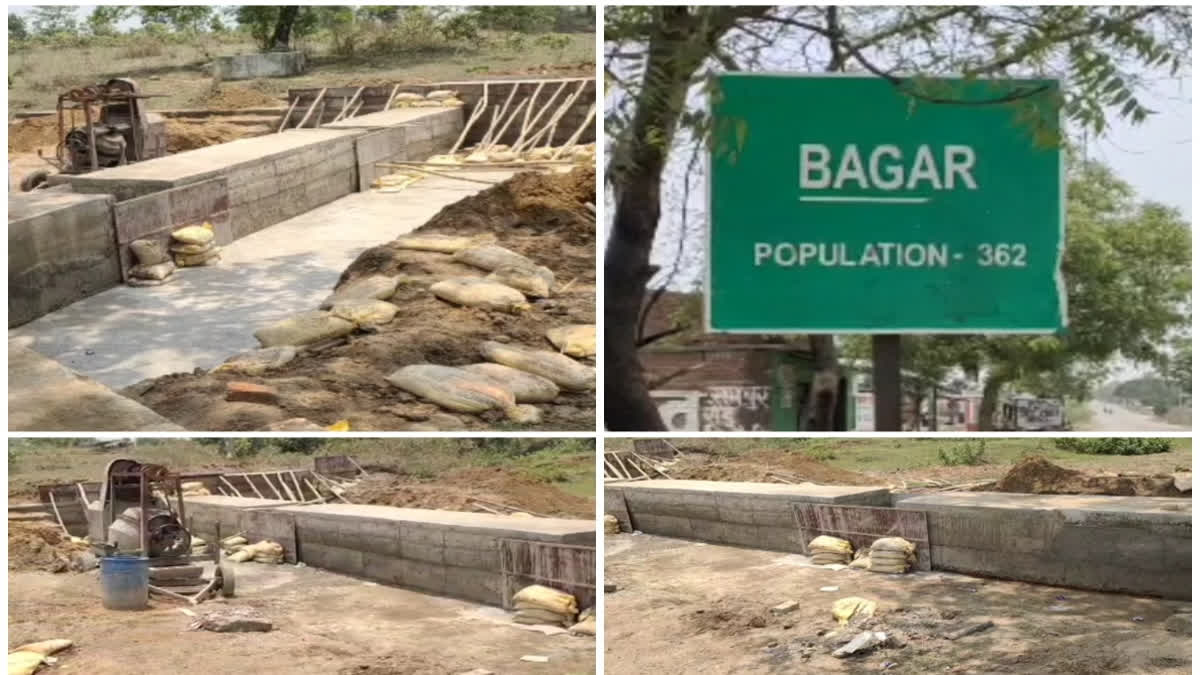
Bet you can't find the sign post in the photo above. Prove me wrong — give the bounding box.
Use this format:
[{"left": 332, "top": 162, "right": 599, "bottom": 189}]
[{"left": 707, "top": 74, "right": 1065, "bottom": 430}]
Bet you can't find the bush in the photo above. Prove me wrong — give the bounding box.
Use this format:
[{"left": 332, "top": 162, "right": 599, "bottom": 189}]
[
  {"left": 804, "top": 446, "right": 837, "bottom": 461},
  {"left": 937, "top": 440, "right": 988, "bottom": 466},
  {"left": 1052, "top": 438, "right": 1172, "bottom": 455}
]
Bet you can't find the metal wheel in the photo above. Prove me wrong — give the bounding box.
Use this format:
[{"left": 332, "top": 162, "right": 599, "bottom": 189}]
[
  {"left": 218, "top": 562, "right": 235, "bottom": 598},
  {"left": 19, "top": 170, "right": 49, "bottom": 192}
]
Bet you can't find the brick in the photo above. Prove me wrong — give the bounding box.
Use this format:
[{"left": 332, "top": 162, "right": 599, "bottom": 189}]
[{"left": 225, "top": 381, "right": 279, "bottom": 405}]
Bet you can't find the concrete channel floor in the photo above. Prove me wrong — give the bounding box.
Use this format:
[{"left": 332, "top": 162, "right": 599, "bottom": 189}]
[
  {"left": 10, "top": 169, "right": 515, "bottom": 390},
  {"left": 9, "top": 561, "right": 594, "bottom": 674},
  {"left": 605, "top": 533, "right": 1190, "bottom": 675}
]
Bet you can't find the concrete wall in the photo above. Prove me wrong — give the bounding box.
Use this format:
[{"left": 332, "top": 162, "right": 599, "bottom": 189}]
[
  {"left": 111, "top": 178, "right": 231, "bottom": 279},
  {"left": 325, "top": 107, "right": 463, "bottom": 191},
  {"left": 9, "top": 189, "right": 119, "bottom": 327},
  {"left": 608, "top": 480, "right": 891, "bottom": 552},
  {"left": 897, "top": 492, "right": 1192, "bottom": 599},
  {"left": 182, "top": 495, "right": 298, "bottom": 562},
  {"left": 214, "top": 52, "right": 305, "bottom": 81}
]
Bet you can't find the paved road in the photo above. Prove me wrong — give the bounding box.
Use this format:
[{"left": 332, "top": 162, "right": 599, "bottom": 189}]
[
  {"left": 10, "top": 170, "right": 514, "bottom": 390},
  {"left": 1077, "top": 400, "right": 1190, "bottom": 432}
]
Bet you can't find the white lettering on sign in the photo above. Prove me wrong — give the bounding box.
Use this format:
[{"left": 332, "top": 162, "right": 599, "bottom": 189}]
[
  {"left": 799, "top": 144, "right": 977, "bottom": 196},
  {"left": 754, "top": 242, "right": 951, "bottom": 267}
]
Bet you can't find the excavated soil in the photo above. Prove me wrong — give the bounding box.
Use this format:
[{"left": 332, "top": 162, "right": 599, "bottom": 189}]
[
  {"left": 131, "top": 167, "right": 596, "bottom": 431},
  {"left": 9, "top": 520, "right": 89, "bottom": 573},
  {"left": 8, "top": 115, "right": 61, "bottom": 153},
  {"left": 345, "top": 466, "right": 592, "bottom": 518},
  {"left": 166, "top": 119, "right": 271, "bottom": 153},
  {"left": 193, "top": 84, "right": 281, "bottom": 109},
  {"left": 990, "top": 456, "right": 1187, "bottom": 497},
  {"left": 668, "top": 450, "right": 877, "bottom": 486}
]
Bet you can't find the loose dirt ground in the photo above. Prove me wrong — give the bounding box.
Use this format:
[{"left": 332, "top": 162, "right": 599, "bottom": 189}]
[
  {"left": 605, "top": 534, "right": 1190, "bottom": 675},
  {"left": 347, "top": 466, "right": 594, "bottom": 518},
  {"left": 130, "top": 167, "right": 596, "bottom": 431},
  {"left": 10, "top": 563, "right": 594, "bottom": 675},
  {"left": 8, "top": 520, "right": 90, "bottom": 573}
]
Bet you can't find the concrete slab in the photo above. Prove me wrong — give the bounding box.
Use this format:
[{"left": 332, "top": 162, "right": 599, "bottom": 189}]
[
  {"left": 8, "top": 342, "right": 182, "bottom": 431},
  {"left": 610, "top": 479, "right": 891, "bottom": 503},
  {"left": 324, "top": 106, "right": 453, "bottom": 129},
  {"left": 898, "top": 492, "right": 1192, "bottom": 519},
  {"left": 279, "top": 503, "right": 596, "bottom": 543},
  {"left": 184, "top": 495, "right": 291, "bottom": 509},
  {"left": 9, "top": 170, "right": 516, "bottom": 390}
]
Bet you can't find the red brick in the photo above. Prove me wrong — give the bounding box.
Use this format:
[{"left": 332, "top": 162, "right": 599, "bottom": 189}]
[{"left": 225, "top": 381, "right": 279, "bottom": 406}]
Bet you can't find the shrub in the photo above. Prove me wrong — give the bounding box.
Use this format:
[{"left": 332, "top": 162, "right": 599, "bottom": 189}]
[
  {"left": 804, "top": 446, "right": 837, "bottom": 461},
  {"left": 938, "top": 440, "right": 988, "bottom": 466},
  {"left": 1052, "top": 438, "right": 1172, "bottom": 455}
]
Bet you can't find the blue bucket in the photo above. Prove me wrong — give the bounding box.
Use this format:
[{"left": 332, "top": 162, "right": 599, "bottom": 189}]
[{"left": 99, "top": 555, "right": 149, "bottom": 610}]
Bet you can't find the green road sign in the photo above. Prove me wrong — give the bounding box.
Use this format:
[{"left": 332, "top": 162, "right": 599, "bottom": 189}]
[{"left": 707, "top": 74, "right": 1066, "bottom": 333}]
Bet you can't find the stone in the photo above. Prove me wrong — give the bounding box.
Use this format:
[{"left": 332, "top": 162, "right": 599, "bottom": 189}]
[
  {"left": 772, "top": 601, "right": 799, "bottom": 615},
  {"left": 191, "top": 606, "right": 272, "bottom": 633},
  {"left": 832, "top": 631, "right": 889, "bottom": 658},
  {"left": 1165, "top": 613, "right": 1191, "bottom": 634},
  {"left": 225, "top": 381, "right": 280, "bottom": 405},
  {"left": 264, "top": 418, "right": 323, "bottom": 431},
  {"left": 129, "top": 239, "right": 170, "bottom": 265},
  {"left": 1173, "top": 472, "right": 1191, "bottom": 492},
  {"left": 214, "top": 346, "right": 297, "bottom": 376}
]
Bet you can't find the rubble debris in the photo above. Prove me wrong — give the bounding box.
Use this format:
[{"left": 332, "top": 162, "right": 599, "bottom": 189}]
[
  {"left": 189, "top": 606, "right": 273, "bottom": 632},
  {"left": 832, "top": 630, "right": 891, "bottom": 658},
  {"left": 992, "top": 457, "right": 1187, "bottom": 497},
  {"left": 225, "top": 381, "right": 280, "bottom": 405},
  {"left": 772, "top": 601, "right": 799, "bottom": 614}
]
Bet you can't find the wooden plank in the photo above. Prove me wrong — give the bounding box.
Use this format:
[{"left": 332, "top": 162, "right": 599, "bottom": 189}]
[
  {"left": 383, "top": 83, "right": 401, "bottom": 111},
  {"left": 258, "top": 473, "right": 284, "bottom": 500},
  {"left": 218, "top": 475, "right": 243, "bottom": 498},
  {"left": 295, "top": 87, "right": 327, "bottom": 129},
  {"left": 333, "top": 86, "right": 364, "bottom": 123},
  {"left": 277, "top": 97, "right": 300, "bottom": 132}
]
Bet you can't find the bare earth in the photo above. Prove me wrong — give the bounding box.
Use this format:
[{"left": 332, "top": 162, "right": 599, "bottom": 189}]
[
  {"left": 10, "top": 563, "right": 594, "bottom": 674},
  {"left": 604, "top": 534, "right": 1190, "bottom": 675}
]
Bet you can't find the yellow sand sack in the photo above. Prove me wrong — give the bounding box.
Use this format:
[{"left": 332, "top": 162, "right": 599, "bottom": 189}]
[
  {"left": 393, "top": 232, "right": 495, "bottom": 254},
  {"left": 452, "top": 244, "right": 537, "bottom": 272},
  {"left": 222, "top": 535, "right": 248, "bottom": 548},
  {"left": 513, "top": 607, "right": 572, "bottom": 627},
  {"left": 253, "top": 311, "right": 355, "bottom": 348},
  {"left": 430, "top": 278, "right": 530, "bottom": 313},
  {"left": 546, "top": 324, "right": 596, "bottom": 358},
  {"left": 8, "top": 652, "right": 46, "bottom": 675},
  {"left": 569, "top": 615, "right": 596, "bottom": 636},
  {"left": 171, "top": 223, "right": 214, "bottom": 246},
  {"left": 486, "top": 264, "right": 555, "bottom": 298},
  {"left": 832, "top": 597, "right": 877, "bottom": 626},
  {"left": 604, "top": 514, "right": 620, "bottom": 534},
  {"left": 10, "top": 640, "right": 72, "bottom": 657},
  {"left": 512, "top": 585, "right": 578, "bottom": 616},
  {"left": 480, "top": 341, "right": 595, "bottom": 391},
  {"left": 387, "top": 364, "right": 516, "bottom": 413},
  {"left": 330, "top": 300, "right": 399, "bottom": 326},
  {"left": 461, "top": 363, "right": 560, "bottom": 403}
]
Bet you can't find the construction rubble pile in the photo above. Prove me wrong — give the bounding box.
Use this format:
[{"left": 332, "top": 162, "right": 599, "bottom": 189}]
[
  {"left": 511, "top": 584, "right": 593, "bottom": 636},
  {"left": 810, "top": 535, "right": 917, "bottom": 575},
  {"left": 126, "top": 224, "right": 221, "bottom": 286},
  {"left": 130, "top": 166, "right": 596, "bottom": 431}
]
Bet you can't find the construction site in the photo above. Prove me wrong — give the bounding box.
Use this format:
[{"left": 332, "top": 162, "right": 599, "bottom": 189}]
[
  {"left": 9, "top": 437, "right": 596, "bottom": 674},
  {"left": 9, "top": 73, "right": 596, "bottom": 432},
  {"left": 604, "top": 438, "right": 1192, "bottom": 674}
]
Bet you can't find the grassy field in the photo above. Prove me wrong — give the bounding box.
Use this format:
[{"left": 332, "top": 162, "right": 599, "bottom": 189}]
[
  {"left": 606, "top": 437, "right": 1192, "bottom": 478},
  {"left": 8, "top": 30, "right": 593, "bottom": 111},
  {"left": 8, "top": 437, "right": 594, "bottom": 501}
]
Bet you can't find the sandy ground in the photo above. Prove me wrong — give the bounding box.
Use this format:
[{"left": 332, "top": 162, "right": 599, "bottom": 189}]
[
  {"left": 10, "top": 562, "right": 594, "bottom": 675},
  {"left": 1079, "top": 401, "right": 1190, "bottom": 432},
  {"left": 604, "top": 534, "right": 1190, "bottom": 675}
]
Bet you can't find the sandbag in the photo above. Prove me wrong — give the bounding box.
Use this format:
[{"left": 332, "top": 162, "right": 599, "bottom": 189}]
[
  {"left": 320, "top": 274, "right": 400, "bottom": 309},
  {"left": 486, "top": 264, "right": 555, "bottom": 298},
  {"left": 488, "top": 150, "right": 519, "bottom": 163},
  {"left": 546, "top": 324, "right": 596, "bottom": 357},
  {"left": 129, "top": 239, "right": 169, "bottom": 265},
  {"left": 170, "top": 241, "right": 213, "bottom": 255},
  {"left": 129, "top": 260, "right": 175, "bottom": 281},
  {"left": 430, "top": 278, "right": 530, "bottom": 312},
  {"left": 513, "top": 584, "right": 577, "bottom": 616},
  {"left": 832, "top": 597, "right": 877, "bottom": 626},
  {"left": 480, "top": 341, "right": 595, "bottom": 391},
  {"left": 386, "top": 364, "right": 516, "bottom": 413},
  {"left": 254, "top": 311, "right": 355, "bottom": 347},
  {"left": 175, "top": 246, "right": 221, "bottom": 267},
  {"left": 569, "top": 615, "right": 596, "bottom": 636},
  {"left": 394, "top": 92, "right": 423, "bottom": 102},
  {"left": 7, "top": 652, "right": 45, "bottom": 675},
  {"left": 462, "top": 363, "right": 559, "bottom": 403},
  {"left": 513, "top": 607, "right": 572, "bottom": 627},
  {"left": 10, "top": 640, "right": 72, "bottom": 657},
  {"left": 393, "top": 232, "right": 495, "bottom": 254},
  {"left": 506, "top": 403, "right": 542, "bottom": 424},
  {"left": 213, "top": 346, "right": 297, "bottom": 376},
  {"left": 330, "top": 299, "right": 399, "bottom": 326},
  {"left": 809, "top": 535, "right": 853, "bottom": 564},
  {"left": 171, "top": 224, "right": 214, "bottom": 246},
  {"left": 426, "top": 89, "right": 457, "bottom": 100},
  {"left": 604, "top": 514, "right": 620, "bottom": 534},
  {"left": 452, "top": 244, "right": 536, "bottom": 272}
]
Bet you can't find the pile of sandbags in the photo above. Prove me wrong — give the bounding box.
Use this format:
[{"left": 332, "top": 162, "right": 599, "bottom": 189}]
[
  {"left": 809, "top": 535, "right": 854, "bottom": 566},
  {"left": 170, "top": 224, "right": 221, "bottom": 268},
  {"left": 8, "top": 639, "right": 73, "bottom": 675},
  {"left": 180, "top": 481, "right": 210, "bottom": 497},
  {"left": 865, "top": 537, "right": 917, "bottom": 574},
  {"left": 127, "top": 239, "right": 176, "bottom": 286},
  {"left": 604, "top": 514, "right": 620, "bottom": 535},
  {"left": 569, "top": 607, "right": 596, "bottom": 636},
  {"left": 511, "top": 584, "right": 578, "bottom": 628},
  {"left": 223, "top": 537, "right": 284, "bottom": 564}
]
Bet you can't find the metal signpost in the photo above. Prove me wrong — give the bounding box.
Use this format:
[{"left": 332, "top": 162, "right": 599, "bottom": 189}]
[{"left": 707, "top": 74, "right": 1066, "bottom": 430}]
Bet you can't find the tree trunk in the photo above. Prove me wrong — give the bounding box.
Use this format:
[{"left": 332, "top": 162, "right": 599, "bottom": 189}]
[
  {"left": 978, "top": 373, "right": 1008, "bottom": 431},
  {"left": 804, "top": 335, "right": 841, "bottom": 430},
  {"left": 270, "top": 6, "right": 300, "bottom": 50}
]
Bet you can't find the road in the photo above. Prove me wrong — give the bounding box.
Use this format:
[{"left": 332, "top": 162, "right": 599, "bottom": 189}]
[{"left": 1077, "top": 400, "right": 1190, "bottom": 432}]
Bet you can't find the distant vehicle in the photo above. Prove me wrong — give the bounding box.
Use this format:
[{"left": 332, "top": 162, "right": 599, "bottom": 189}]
[{"left": 995, "top": 396, "right": 1070, "bottom": 431}]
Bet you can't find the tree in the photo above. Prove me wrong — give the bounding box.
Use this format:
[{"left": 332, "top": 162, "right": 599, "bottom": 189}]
[
  {"left": 604, "top": 6, "right": 1190, "bottom": 431},
  {"left": 470, "top": 7, "right": 558, "bottom": 33},
  {"left": 8, "top": 13, "right": 28, "bottom": 41},
  {"left": 139, "top": 6, "right": 212, "bottom": 33},
  {"left": 30, "top": 6, "right": 79, "bottom": 36},
  {"left": 235, "top": 6, "right": 317, "bottom": 51},
  {"left": 87, "top": 6, "right": 129, "bottom": 37}
]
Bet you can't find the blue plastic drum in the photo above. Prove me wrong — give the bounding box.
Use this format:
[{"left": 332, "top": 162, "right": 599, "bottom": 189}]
[{"left": 99, "top": 555, "right": 149, "bottom": 610}]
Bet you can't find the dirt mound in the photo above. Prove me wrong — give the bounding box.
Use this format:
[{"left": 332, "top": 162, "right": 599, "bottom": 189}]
[
  {"left": 345, "top": 466, "right": 591, "bottom": 518},
  {"left": 9, "top": 520, "right": 89, "bottom": 573},
  {"left": 197, "top": 85, "right": 281, "bottom": 109},
  {"left": 9, "top": 116, "right": 61, "bottom": 153},
  {"left": 166, "top": 119, "right": 271, "bottom": 153},
  {"left": 992, "top": 456, "right": 1186, "bottom": 497},
  {"left": 132, "top": 167, "right": 595, "bottom": 431},
  {"left": 687, "top": 599, "right": 775, "bottom": 636},
  {"left": 670, "top": 450, "right": 876, "bottom": 486}
]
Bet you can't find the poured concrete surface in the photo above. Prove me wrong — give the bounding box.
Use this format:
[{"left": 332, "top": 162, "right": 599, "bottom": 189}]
[
  {"left": 280, "top": 503, "right": 597, "bottom": 543},
  {"left": 10, "top": 562, "right": 594, "bottom": 675},
  {"left": 609, "top": 479, "right": 890, "bottom": 501},
  {"left": 8, "top": 341, "right": 182, "bottom": 431},
  {"left": 10, "top": 169, "right": 514, "bottom": 390},
  {"left": 323, "top": 106, "right": 453, "bottom": 128}
]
